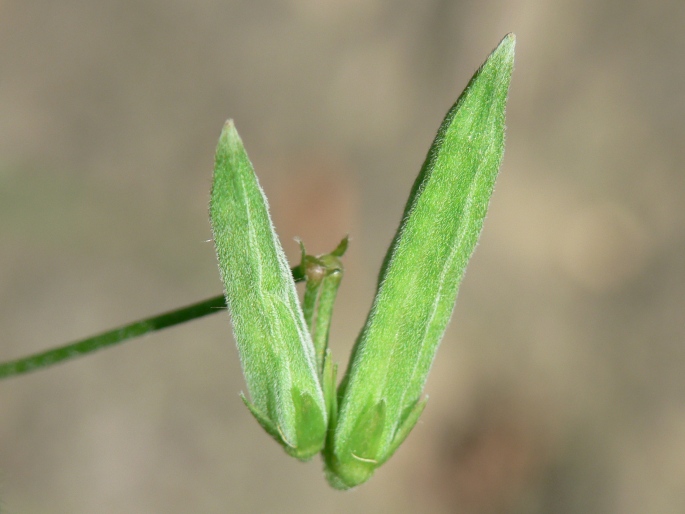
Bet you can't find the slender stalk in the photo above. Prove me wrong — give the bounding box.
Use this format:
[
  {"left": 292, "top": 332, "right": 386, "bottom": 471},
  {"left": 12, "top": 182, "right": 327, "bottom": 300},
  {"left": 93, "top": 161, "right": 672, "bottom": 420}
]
[
  {"left": 0, "top": 295, "right": 226, "bottom": 379},
  {"left": 0, "top": 267, "right": 307, "bottom": 380},
  {"left": 296, "top": 237, "right": 347, "bottom": 376}
]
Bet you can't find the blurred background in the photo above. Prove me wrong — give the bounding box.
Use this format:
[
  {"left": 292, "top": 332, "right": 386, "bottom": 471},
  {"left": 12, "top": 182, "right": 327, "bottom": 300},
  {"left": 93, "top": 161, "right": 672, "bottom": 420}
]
[{"left": 1, "top": 1, "right": 684, "bottom": 512}]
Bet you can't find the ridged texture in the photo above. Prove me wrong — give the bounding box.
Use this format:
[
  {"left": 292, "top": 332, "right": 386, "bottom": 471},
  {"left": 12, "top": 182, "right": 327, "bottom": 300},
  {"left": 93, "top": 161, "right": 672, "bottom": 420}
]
[
  {"left": 325, "top": 33, "right": 516, "bottom": 488},
  {"left": 210, "top": 122, "right": 327, "bottom": 461}
]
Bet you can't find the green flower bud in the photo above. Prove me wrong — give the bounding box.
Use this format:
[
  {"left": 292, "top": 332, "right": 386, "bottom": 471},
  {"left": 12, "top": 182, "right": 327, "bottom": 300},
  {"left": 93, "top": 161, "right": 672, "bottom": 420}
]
[
  {"left": 210, "top": 121, "right": 327, "bottom": 461},
  {"left": 325, "top": 33, "right": 516, "bottom": 488}
]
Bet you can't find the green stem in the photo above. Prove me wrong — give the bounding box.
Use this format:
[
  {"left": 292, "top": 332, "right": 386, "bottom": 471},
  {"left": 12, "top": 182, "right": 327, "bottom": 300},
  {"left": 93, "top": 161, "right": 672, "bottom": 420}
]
[
  {"left": 0, "top": 295, "right": 226, "bottom": 380},
  {"left": 298, "top": 237, "right": 347, "bottom": 376},
  {"left": 311, "top": 263, "right": 343, "bottom": 375},
  {"left": 0, "top": 267, "right": 307, "bottom": 380},
  {"left": 302, "top": 273, "right": 323, "bottom": 331}
]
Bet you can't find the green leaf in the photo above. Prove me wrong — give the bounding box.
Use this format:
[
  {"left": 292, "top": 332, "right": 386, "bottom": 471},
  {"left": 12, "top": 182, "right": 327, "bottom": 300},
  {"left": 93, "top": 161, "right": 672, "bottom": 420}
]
[
  {"left": 325, "top": 33, "right": 516, "bottom": 488},
  {"left": 210, "top": 121, "right": 327, "bottom": 461}
]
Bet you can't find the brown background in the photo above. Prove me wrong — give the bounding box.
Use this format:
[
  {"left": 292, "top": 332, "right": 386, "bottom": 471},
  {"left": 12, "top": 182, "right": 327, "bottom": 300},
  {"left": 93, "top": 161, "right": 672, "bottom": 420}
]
[{"left": 1, "top": 1, "right": 684, "bottom": 513}]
